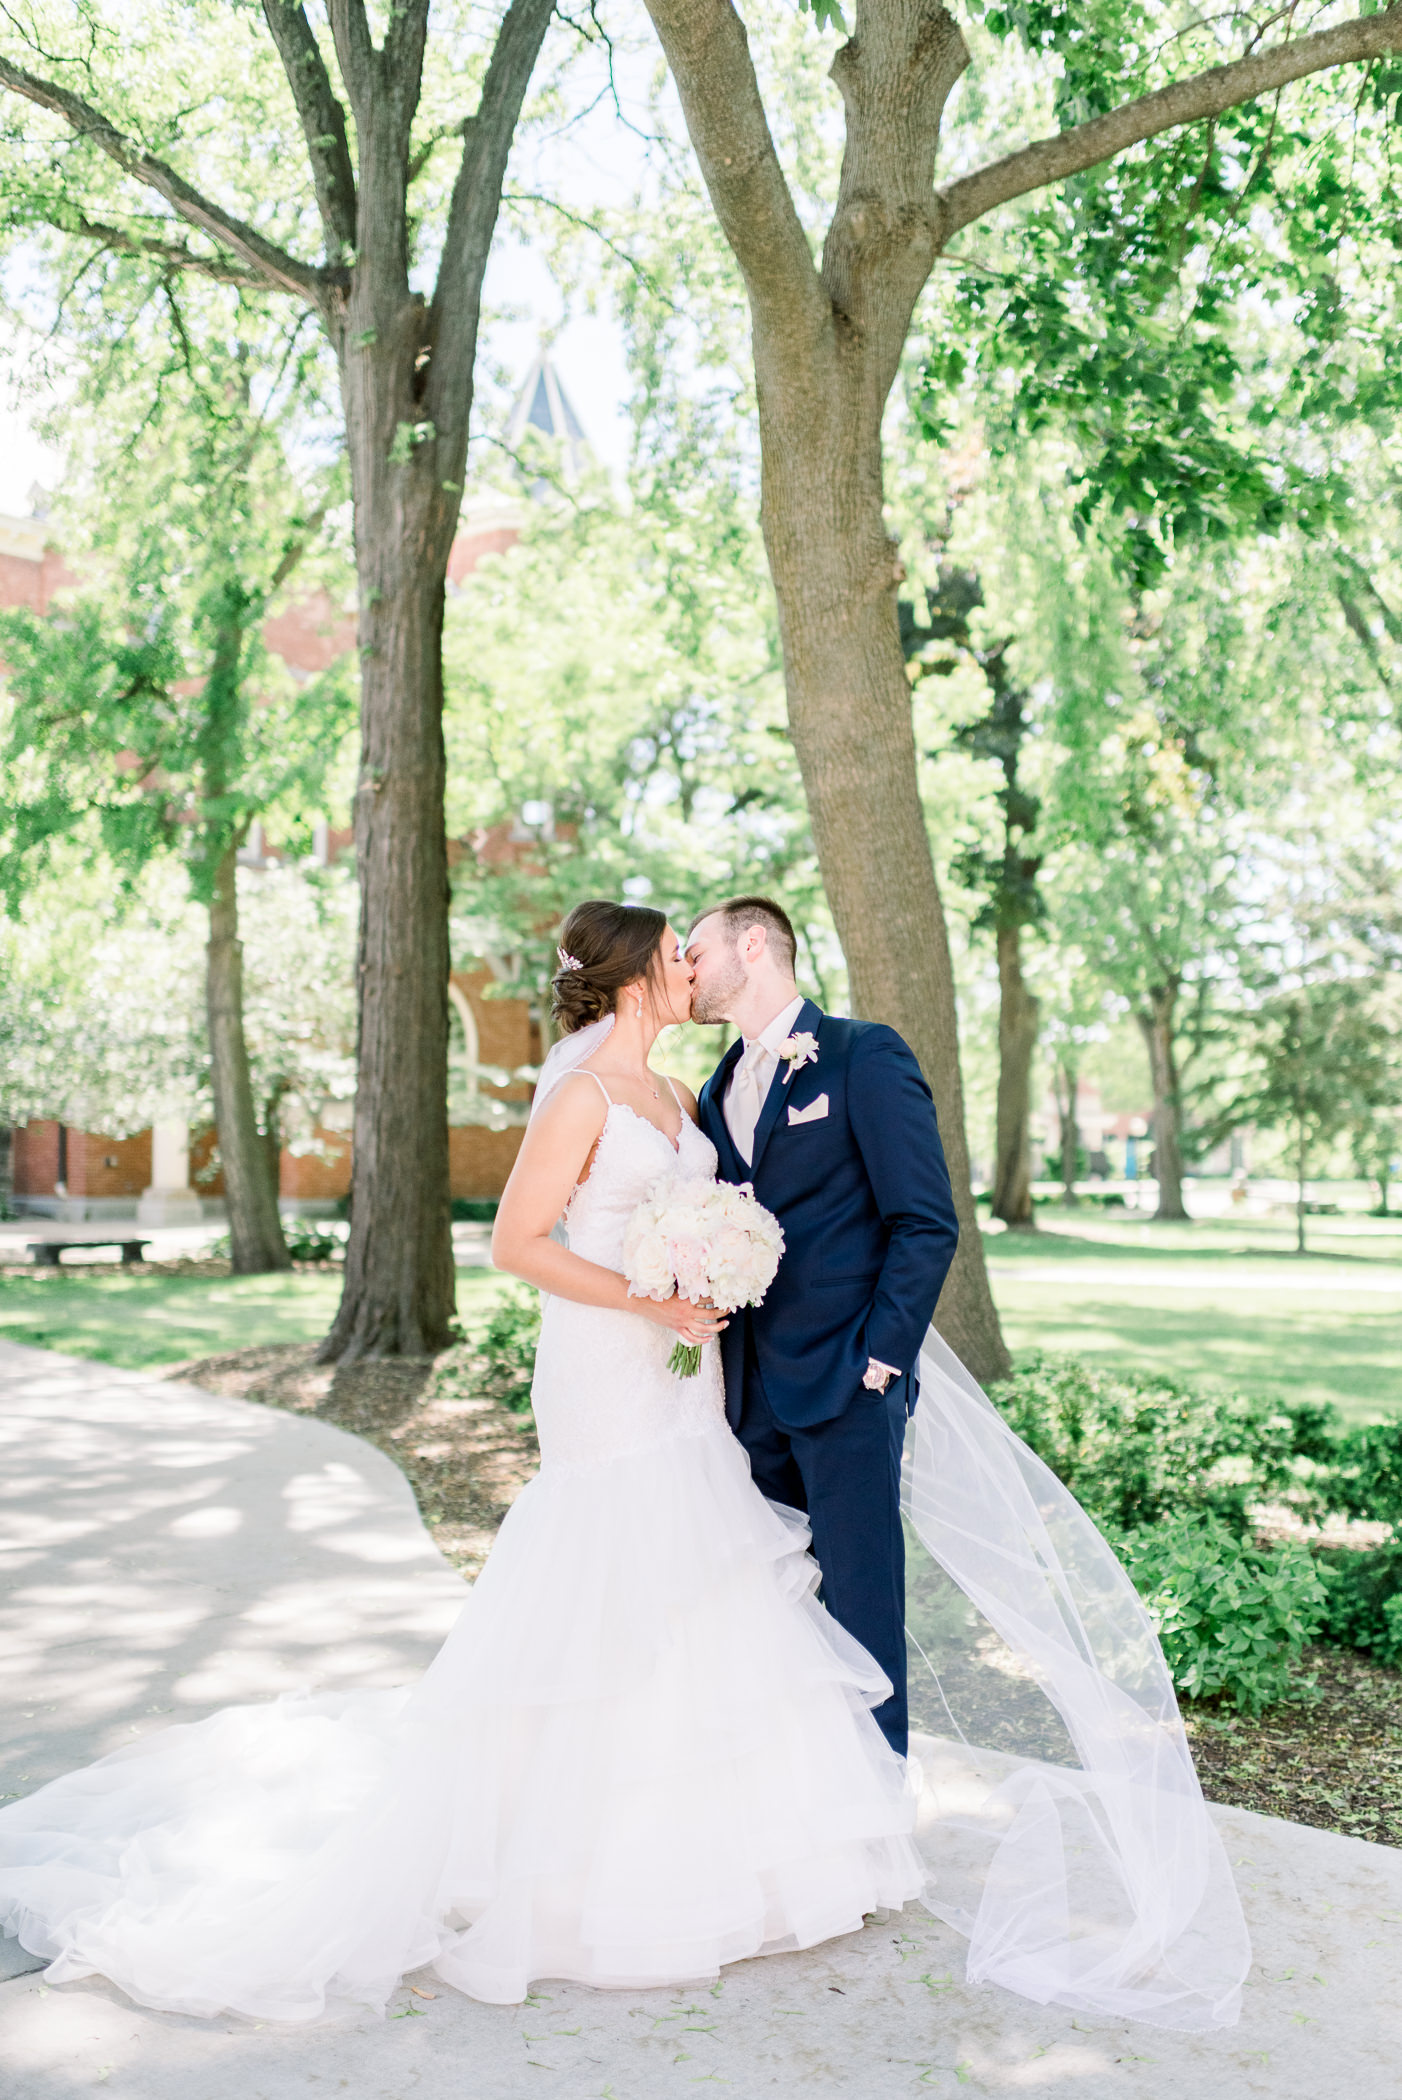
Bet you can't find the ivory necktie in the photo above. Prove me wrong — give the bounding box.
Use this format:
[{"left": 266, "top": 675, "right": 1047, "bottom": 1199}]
[{"left": 727, "top": 1039, "right": 770, "bottom": 1167}]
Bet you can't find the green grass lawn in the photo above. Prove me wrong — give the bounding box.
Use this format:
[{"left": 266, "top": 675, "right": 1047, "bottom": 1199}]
[
  {"left": 4, "top": 1209, "right": 1400, "bottom": 1423},
  {"left": 987, "top": 1210, "right": 1402, "bottom": 1421},
  {"left": 0, "top": 1265, "right": 505, "bottom": 1371}
]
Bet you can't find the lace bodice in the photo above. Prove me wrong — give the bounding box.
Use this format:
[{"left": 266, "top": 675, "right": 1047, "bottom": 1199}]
[
  {"left": 562, "top": 1087, "right": 719, "bottom": 1269},
  {"left": 530, "top": 1078, "right": 725, "bottom": 1472}
]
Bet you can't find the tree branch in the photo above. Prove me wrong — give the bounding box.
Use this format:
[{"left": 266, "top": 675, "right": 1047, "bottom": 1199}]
[
  {"left": 502, "top": 189, "right": 680, "bottom": 310},
  {"left": 259, "top": 0, "right": 358, "bottom": 258},
  {"left": 0, "top": 53, "right": 330, "bottom": 304},
  {"left": 937, "top": 8, "right": 1402, "bottom": 237},
  {"left": 326, "top": 0, "right": 377, "bottom": 120},
  {"left": 41, "top": 209, "right": 262, "bottom": 285},
  {"left": 640, "top": 0, "right": 826, "bottom": 344},
  {"left": 425, "top": 0, "right": 555, "bottom": 439}
]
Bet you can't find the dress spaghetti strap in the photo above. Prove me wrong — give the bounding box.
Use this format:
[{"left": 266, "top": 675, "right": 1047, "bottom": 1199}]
[{"left": 568, "top": 1069, "right": 613, "bottom": 1107}]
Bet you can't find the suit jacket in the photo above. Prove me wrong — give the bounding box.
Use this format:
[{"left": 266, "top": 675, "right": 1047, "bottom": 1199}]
[{"left": 696, "top": 999, "right": 959, "bottom": 1429}]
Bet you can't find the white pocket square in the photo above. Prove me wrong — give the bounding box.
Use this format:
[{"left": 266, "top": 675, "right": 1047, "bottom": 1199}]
[{"left": 787, "top": 1093, "right": 829, "bottom": 1126}]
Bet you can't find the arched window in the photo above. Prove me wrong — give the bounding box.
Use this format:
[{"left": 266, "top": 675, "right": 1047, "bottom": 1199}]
[{"left": 447, "top": 981, "right": 480, "bottom": 1114}]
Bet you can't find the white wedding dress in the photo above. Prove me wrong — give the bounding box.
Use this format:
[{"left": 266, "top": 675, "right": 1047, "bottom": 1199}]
[{"left": 0, "top": 1089, "right": 924, "bottom": 2021}]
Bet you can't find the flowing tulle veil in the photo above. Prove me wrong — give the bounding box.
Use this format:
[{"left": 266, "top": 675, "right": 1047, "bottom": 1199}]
[
  {"left": 901, "top": 1328, "right": 1251, "bottom": 2029},
  {"left": 531, "top": 1014, "right": 616, "bottom": 1121}
]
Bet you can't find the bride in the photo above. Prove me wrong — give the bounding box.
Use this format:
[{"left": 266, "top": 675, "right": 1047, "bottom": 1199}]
[{"left": 0, "top": 902, "right": 1249, "bottom": 2030}]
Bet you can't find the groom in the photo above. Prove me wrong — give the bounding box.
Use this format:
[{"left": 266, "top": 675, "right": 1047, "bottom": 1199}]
[{"left": 688, "top": 896, "right": 958, "bottom": 1758}]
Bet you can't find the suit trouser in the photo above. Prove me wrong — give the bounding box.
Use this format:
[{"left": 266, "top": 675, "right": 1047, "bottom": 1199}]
[{"left": 735, "top": 1316, "right": 909, "bottom": 1758}]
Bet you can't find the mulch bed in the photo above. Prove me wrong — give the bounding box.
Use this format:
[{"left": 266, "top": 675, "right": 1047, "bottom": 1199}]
[
  {"left": 1181, "top": 1648, "right": 1402, "bottom": 1846},
  {"left": 171, "top": 1340, "right": 1402, "bottom": 1848}
]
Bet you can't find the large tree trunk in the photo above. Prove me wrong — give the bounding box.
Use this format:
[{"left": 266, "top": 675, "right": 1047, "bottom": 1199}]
[
  {"left": 756, "top": 326, "right": 1010, "bottom": 1375},
  {"left": 776, "top": 528, "right": 1010, "bottom": 1377},
  {"left": 306, "top": 0, "right": 553, "bottom": 1361},
  {"left": 317, "top": 346, "right": 459, "bottom": 1359},
  {"left": 645, "top": 0, "right": 1010, "bottom": 1377},
  {"left": 1137, "top": 984, "right": 1188, "bottom": 1222},
  {"left": 206, "top": 842, "right": 291, "bottom": 1273},
  {"left": 991, "top": 924, "right": 1038, "bottom": 1228}
]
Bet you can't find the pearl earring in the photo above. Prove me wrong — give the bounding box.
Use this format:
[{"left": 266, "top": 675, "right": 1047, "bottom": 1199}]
[{"left": 632, "top": 991, "right": 644, "bottom": 1020}]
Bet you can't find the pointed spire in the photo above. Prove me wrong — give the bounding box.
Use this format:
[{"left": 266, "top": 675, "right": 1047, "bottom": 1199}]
[{"left": 507, "top": 348, "right": 591, "bottom": 485}]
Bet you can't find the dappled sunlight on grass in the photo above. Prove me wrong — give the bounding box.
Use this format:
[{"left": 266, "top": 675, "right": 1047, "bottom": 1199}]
[
  {"left": 984, "top": 1204, "right": 1402, "bottom": 1419},
  {"left": 991, "top": 1263, "right": 1402, "bottom": 1421}
]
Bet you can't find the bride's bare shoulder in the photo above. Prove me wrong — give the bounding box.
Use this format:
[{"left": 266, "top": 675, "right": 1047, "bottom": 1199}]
[{"left": 527, "top": 1069, "right": 610, "bottom": 1141}]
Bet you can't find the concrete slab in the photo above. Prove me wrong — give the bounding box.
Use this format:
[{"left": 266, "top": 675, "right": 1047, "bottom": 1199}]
[
  {"left": 1, "top": 1341, "right": 1400, "bottom": 2098},
  {"left": 0, "top": 1337, "right": 468, "bottom": 1800}
]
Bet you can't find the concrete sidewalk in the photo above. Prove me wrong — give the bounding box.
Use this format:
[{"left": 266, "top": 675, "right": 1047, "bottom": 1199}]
[{"left": 1, "top": 1340, "right": 1399, "bottom": 2099}]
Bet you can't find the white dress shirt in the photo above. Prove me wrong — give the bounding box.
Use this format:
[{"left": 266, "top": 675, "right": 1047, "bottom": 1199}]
[{"left": 723, "top": 995, "right": 805, "bottom": 1167}]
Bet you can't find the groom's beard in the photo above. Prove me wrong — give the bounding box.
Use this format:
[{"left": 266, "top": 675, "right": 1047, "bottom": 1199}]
[{"left": 690, "top": 952, "right": 746, "bottom": 1026}]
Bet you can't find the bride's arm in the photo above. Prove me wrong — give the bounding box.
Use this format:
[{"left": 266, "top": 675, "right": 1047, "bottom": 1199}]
[{"left": 490, "top": 1081, "right": 725, "bottom": 1346}]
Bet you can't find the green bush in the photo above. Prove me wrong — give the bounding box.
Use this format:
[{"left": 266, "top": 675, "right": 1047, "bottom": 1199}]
[
  {"left": 1324, "top": 1422, "right": 1402, "bottom": 1530},
  {"left": 451, "top": 1197, "right": 500, "bottom": 1222},
  {"left": 206, "top": 1216, "right": 343, "bottom": 1264},
  {"left": 476, "top": 1284, "right": 540, "bottom": 1411},
  {"left": 1116, "top": 1515, "right": 1329, "bottom": 1713},
  {"left": 431, "top": 1282, "right": 541, "bottom": 1416},
  {"left": 282, "top": 1217, "right": 344, "bottom": 1263},
  {"left": 1316, "top": 1542, "right": 1402, "bottom": 1668},
  {"left": 995, "top": 1352, "right": 1335, "bottom": 1534}
]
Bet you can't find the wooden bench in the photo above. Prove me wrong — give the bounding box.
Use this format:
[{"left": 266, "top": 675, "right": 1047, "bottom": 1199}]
[{"left": 27, "top": 1238, "right": 151, "bottom": 1268}]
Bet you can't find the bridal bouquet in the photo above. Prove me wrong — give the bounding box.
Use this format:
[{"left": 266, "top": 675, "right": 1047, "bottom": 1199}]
[{"left": 623, "top": 1175, "right": 785, "bottom": 1378}]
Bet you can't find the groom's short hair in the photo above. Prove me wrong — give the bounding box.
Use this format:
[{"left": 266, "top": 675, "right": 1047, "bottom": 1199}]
[{"left": 691, "top": 894, "right": 797, "bottom": 976}]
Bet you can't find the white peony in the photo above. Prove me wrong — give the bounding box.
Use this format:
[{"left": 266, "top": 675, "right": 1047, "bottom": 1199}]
[{"left": 622, "top": 1175, "right": 785, "bottom": 1376}]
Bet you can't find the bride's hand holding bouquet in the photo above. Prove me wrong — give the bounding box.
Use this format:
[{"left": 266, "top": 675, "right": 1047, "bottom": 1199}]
[{"left": 623, "top": 1175, "right": 786, "bottom": 1377}]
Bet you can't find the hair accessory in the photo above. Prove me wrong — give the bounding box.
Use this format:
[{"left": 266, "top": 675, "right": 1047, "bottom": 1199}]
[{"left": 557, "top": 948, "right": 583, "bottom": 973}]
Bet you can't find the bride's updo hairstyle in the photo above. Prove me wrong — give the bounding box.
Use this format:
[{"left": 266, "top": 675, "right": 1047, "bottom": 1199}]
[{"left": 551, "top": 899, "right": 670, "bottom": 1034}]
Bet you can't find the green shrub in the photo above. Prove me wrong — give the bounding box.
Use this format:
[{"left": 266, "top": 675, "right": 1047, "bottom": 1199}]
[
  {"left": 451, "top": 1197, "right": 499, "bottom": 1222},
  {"left": 996, "top": 1352, "right": 1334, "bottom": 1535},
  {"left": 476, "top": 1284, "right": 540, "bottom": 1411},
  {"left": 282, "top": 1217, "right": 343, "bottom": 1263},
  {"left": 1116, "top": 1515, "right": 1329, "bottom": 1713},
  {"left": 1316, "top": 1542, "right": 1402, "bottom": 1668},
  {"left": 431, "top": 1282, "right": 541, "bottom": 1416},
  {"left": 206, "top": 1217, "right": 342, "bottom": 1264},
  {"left": 1324, "top": 1423, "right": 1402, "bottom": 1530}
]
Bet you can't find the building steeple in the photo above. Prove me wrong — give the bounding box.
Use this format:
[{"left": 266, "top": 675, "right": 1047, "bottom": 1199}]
[{"left": 507, "top": 350, "right": 591, "bottom": 485}]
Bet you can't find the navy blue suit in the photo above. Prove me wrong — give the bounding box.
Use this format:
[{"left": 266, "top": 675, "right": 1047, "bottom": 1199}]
[{"left": 696, "top": 999, "right": 958, "bottom": 1756}]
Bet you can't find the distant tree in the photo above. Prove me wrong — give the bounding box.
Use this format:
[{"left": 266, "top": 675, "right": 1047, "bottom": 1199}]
[
  {"left": 637, "top": 0, "right": 1402, "bottom": 1380},
  {"left": 1036, "top": 948, "right": 1116, "bottom": 1210},
  {"left": 1234, "top": 978, "right": 1398, "bottom": 1254},
  {"left": 1055, "top": 810, "right": 1238, "bottom": 1223},
  {"left": 0, "top": 307, "right": 354, "bottom": 1269},
  {"left": 440, "top": 460, "right": 831, "bottom": 1056},
  {"left": 902, "top": 564, "right": 1043, "bottom": 1228},
  {"left": 0, "top": 0, "right": 557, "bottom": 1354},
  {"left": 0, "top": 854, "right": 357, "bottom": 1172}
]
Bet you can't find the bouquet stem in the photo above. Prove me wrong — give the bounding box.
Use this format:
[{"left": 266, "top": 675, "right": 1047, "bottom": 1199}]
[{"left": 668, "top": 1340, "right": 703, "bottom": 1379}]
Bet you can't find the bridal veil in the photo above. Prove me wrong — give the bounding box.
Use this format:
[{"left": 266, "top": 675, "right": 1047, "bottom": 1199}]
[{"left": 902, "top": 1327, "right": 1251, "bottom": 2030}]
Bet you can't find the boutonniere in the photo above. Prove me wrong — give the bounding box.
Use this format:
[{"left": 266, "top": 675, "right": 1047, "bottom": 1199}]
[{"left": 777, "top": 1030, "right": 819, "bottom": 1084}]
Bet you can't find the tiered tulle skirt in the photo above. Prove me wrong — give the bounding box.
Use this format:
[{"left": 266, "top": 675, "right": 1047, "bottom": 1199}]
[{"left": 0, "top": 1420, "right": 923, "bottom": 2020}]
